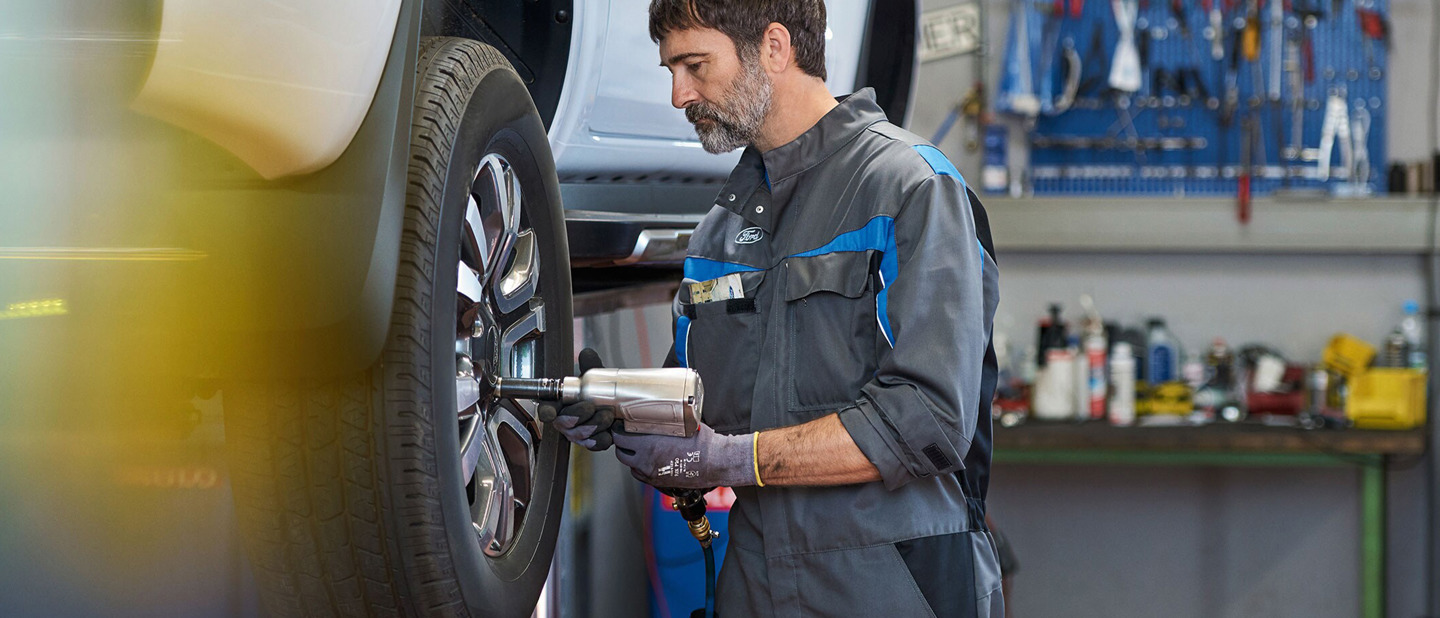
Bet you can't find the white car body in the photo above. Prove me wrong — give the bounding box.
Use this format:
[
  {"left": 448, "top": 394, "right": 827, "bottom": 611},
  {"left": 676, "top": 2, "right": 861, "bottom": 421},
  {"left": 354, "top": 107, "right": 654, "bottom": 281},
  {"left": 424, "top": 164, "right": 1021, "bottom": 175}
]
[
  {"left": 132, "top": 0, "right": 886, "bottom": 183},
  {"left": 133, "top": 0, "right": 404, "bottom": 180},
  {"left": 547, "top": 0, "right": 872, "bottom": 182}
]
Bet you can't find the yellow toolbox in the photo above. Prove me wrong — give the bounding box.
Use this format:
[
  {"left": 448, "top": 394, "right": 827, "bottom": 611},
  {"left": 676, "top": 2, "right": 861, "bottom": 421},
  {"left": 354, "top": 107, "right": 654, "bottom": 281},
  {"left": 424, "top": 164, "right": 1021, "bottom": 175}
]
[{"left": 1346, "top": 368, "right": 1428, "bottom": 430}]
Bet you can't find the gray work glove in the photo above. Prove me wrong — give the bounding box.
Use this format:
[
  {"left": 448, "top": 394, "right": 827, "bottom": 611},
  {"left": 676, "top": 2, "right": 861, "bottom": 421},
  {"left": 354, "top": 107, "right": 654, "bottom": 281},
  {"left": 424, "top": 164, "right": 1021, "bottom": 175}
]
[
  {"left": 537, "top": 348, "right": 617, "bottom": 451},
  {"left": 613, "top": 422, "right": 756, "bottom": 489}
]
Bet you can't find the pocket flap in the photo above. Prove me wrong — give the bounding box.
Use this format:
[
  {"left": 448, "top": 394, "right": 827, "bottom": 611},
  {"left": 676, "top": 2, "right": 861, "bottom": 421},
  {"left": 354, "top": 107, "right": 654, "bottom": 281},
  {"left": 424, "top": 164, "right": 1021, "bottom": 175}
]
[{"left": 784, "top": 251, "right": 874, "bottom": 301}]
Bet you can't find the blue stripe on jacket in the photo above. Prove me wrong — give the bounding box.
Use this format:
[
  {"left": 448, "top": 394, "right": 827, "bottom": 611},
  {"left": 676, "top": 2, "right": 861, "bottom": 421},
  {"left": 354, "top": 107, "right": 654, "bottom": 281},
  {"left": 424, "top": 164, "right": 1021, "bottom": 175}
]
[{"left": 678, "top": 145, "right": 970, "bottom": 359}]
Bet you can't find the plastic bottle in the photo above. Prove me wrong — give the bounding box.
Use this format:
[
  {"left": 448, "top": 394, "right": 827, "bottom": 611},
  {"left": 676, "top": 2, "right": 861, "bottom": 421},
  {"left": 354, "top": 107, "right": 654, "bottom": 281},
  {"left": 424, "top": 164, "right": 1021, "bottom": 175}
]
[
  {"left": 1383, "top": 328, "right": 1410, "bottom": 368},
  {"left": 1400, "top": 300, "right": 1427, "bottom": 369},
  {"left": 1033, "top": 346, "right": 1076, "bottom": 420},
  {"left": 1109, "top": 342, "right": 1137, "bottom": 426},
  {"left": 1181, "top": 352, "right": 1206, "bottom": 390},
  {"left": 1146, "top": 318, "right": 1179, "bottom": 384}
]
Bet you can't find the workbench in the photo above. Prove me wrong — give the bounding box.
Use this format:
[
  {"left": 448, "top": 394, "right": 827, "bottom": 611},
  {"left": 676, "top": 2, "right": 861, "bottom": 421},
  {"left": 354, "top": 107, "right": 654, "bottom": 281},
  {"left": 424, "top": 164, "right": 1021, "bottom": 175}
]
[{"left": 994, "top": 422, "right": 1426, "bottom": 618}]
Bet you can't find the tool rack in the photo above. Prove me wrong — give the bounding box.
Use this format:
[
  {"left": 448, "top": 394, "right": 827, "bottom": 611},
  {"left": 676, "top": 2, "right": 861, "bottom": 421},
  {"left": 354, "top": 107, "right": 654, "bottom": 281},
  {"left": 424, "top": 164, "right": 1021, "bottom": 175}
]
[{"left": 1001, "top": 0, "right": 1389, "bottom": 197}]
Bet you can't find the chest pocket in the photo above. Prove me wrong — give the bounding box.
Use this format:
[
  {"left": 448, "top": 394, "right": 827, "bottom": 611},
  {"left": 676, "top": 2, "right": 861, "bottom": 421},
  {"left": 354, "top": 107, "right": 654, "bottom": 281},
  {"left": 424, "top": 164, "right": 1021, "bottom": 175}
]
[
  {"left": 680, "top": 270, "right": 766, "bottom": 435},
  {"left": 784, "top": 251, "right": 882, "bottom": 412}
]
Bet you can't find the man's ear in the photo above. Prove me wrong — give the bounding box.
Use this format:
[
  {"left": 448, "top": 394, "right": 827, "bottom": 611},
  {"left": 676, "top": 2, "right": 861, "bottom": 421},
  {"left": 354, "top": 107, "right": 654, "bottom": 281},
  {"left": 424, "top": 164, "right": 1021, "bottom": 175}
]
[{"left": 758, "top": 22, "right": 792, "bottom": 74}]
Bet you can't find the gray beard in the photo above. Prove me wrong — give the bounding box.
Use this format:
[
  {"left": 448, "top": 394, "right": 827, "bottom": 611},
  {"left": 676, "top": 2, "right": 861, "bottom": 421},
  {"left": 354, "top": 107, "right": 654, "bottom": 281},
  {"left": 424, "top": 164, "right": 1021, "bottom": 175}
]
[{"left": 685, "top": 56, "right": 773, "bottom": 154}]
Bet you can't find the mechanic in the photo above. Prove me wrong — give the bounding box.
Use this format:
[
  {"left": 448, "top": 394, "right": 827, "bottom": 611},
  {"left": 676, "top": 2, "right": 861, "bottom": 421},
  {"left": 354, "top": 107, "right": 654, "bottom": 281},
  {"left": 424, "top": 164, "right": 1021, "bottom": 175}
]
[{"left": 540, "top": 1, "right": 1002, "bottom": 615}]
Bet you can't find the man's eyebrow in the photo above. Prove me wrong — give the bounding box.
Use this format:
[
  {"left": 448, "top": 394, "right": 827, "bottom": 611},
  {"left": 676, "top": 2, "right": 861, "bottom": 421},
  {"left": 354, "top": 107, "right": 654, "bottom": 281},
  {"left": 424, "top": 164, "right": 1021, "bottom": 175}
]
[{"left": 661, "top": 52, "right": 708, "bottom": 67}]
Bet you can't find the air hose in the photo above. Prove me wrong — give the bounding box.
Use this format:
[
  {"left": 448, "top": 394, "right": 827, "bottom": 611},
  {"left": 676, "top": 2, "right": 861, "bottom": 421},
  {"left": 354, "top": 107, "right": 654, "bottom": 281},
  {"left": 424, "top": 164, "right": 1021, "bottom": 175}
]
[
  {"left": 702, "top": 543, "right": 717, "bottom": 618},
  {"left": 671, "top": 490, "right": 719, "bottom": 618}
]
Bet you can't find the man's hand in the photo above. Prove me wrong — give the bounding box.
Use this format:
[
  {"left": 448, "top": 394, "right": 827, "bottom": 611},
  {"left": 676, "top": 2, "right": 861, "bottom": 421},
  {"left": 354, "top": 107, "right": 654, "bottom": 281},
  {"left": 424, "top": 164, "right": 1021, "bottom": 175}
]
[
  {"left": 537, "top": 348, "right": 617, "bottom": 451},
  {"left": 613, "top": 423, "right": 756, "bottom": 489}
]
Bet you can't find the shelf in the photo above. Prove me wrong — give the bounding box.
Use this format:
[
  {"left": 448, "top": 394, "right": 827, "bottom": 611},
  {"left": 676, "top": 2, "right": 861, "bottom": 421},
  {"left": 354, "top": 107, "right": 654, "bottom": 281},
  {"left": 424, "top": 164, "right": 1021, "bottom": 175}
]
[
  {"left": 984, "top": 196, "right": 1440, "bottom": 254},
  {"left": 994, "top": 421, "right": 1426, "bottom": 458}
]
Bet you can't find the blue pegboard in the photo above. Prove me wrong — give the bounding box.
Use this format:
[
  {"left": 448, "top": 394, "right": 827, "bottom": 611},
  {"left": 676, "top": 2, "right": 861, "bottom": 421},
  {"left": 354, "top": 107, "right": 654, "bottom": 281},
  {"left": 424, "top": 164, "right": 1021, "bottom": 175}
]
[{"left": 999, "top": 0, "right": 1389, "bottom": 196}]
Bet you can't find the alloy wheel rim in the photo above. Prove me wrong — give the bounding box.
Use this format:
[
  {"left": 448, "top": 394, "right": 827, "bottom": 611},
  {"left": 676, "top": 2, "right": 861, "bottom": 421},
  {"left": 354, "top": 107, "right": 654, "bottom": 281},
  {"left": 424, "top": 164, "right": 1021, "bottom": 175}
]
[{"left": 453, "top": 152, "right": 547, "bottom": 559}]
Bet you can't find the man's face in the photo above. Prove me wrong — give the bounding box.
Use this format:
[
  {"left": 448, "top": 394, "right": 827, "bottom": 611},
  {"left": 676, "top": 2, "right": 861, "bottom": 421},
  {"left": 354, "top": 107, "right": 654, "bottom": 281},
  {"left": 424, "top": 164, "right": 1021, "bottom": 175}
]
[{"left": 659, "top": 27, "right": 773, "bottom": 154}]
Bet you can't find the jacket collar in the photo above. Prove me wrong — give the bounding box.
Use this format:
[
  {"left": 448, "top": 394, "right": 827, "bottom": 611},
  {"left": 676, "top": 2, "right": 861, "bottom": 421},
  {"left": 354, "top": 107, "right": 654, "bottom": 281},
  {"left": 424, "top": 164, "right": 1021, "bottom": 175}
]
[
  {"left": 761, "top": 87, "right": 886, "bottom": 183},
  {"left": 714, "top": 88, "right": 887, "bottom": 230}
]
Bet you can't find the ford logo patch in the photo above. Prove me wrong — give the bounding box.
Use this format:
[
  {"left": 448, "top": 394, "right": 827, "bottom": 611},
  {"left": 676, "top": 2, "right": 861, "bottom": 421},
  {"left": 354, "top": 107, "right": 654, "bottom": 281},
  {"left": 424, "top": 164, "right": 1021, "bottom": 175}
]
[{"left": 734, "top": 227, "right": 764, "bottom": 245}]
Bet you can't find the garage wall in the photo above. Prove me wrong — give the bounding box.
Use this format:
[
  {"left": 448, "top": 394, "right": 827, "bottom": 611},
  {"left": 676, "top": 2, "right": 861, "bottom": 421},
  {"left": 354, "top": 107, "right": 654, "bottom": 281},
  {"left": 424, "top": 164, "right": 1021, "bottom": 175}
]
[
  {"left": 573, "top": 2, "right": 1436, "bottom": 616},
  {"left": 911, "top": 1, "right": 1438, "bottom": 616}
]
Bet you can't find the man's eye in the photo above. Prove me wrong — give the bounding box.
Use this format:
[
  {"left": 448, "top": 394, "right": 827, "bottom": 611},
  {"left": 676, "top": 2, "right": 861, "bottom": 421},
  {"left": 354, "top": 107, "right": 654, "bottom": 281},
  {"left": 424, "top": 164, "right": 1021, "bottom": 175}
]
[{"left": 687, "top": 62, "right": 703, "bottom": 72}]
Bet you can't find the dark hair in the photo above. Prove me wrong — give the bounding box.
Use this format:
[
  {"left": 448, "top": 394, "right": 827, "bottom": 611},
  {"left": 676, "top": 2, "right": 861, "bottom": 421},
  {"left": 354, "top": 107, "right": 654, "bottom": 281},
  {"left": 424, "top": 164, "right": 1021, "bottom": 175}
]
[{"left": 648, "top": 0, "right": 828, "bottom": 81}]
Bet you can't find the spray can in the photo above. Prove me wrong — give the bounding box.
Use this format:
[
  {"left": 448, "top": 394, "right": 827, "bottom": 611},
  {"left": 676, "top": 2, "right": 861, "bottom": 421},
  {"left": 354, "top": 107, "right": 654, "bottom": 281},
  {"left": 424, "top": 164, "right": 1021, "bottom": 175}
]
[
  {"left": 1083, "top": 329, "right": 1108, "bottom": 420},
  {"left": 1078, "top": 295, "right": 1108, "bottom": 420},
  {"left": 1109, "top": 342, "right": 1137, "bottom": 426}
]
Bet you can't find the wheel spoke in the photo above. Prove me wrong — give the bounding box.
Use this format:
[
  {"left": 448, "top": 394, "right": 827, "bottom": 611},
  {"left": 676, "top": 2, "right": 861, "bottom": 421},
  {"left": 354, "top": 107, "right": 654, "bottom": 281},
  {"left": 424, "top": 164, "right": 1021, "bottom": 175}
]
[
  {"left": 462, "top": 194, "right": 489, "bottom": 273},
  {"left": 457, "top": 261, "right": 485, "bottom": 306},
  {"left": 456, "top": 354, "right": 481, "bottom": 418},
  {"left": 474, "top": 155, "right": 522, "bottom": 287},
  {"left": 500, "top": 300, "right": 545, "bottom": 377},
  {"left": 494, "top": 229, "right": 539, "bottom": 314},
  {"left": 468, "top": 411, "right": 513, "bottom": 555},
  {"left": 460, "top": 417, "right": 487, "bottom": 486}
]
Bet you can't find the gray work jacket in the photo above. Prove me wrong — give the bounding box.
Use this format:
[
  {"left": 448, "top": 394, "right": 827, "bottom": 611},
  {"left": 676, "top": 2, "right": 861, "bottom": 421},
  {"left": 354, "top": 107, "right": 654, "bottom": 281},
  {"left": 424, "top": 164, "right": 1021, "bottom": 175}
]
[{"left": 667, "top": 89, "right": 1001, "bottom": 616}]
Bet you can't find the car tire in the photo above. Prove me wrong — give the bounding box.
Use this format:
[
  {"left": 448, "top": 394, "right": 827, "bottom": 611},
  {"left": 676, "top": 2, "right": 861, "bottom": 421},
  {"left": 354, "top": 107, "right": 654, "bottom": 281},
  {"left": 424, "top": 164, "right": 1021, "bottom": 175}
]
[{"left": 225, "top": 37, "right": 572, "bottom": 618}]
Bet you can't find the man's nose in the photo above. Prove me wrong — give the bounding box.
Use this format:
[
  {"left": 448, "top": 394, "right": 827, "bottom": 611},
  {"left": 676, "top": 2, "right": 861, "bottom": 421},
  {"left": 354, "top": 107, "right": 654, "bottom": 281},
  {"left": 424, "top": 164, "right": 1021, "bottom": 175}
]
[{"left": 671, "top": 76, "right": 699, "bottom": 110}]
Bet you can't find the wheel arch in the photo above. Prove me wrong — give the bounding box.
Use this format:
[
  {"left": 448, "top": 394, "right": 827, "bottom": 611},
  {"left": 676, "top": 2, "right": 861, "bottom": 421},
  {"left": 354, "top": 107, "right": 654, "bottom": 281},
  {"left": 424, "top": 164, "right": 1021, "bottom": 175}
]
[{"left": 421, "top": 0, "right": 574, "bottom": 129}]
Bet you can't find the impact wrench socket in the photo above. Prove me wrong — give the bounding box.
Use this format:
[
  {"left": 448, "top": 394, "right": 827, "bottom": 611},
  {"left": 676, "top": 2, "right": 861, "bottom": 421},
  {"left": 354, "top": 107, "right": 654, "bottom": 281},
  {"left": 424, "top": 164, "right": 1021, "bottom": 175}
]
[{"left": 495, "top": 368, "right": 704, "bottom": 438}]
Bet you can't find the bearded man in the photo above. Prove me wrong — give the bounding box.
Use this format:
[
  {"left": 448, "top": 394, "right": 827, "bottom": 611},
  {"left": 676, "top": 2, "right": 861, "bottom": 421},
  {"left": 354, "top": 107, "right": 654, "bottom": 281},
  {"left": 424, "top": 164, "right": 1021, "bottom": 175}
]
[{"left": 544, "top": 1, "right": 1004, "bottom": 615}]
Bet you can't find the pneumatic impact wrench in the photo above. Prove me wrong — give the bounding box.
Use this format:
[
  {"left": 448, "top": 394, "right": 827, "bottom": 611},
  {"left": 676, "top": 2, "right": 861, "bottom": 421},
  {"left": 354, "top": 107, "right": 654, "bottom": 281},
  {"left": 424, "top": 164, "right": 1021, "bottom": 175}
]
[
  {"left": 493, "top": 367, "right": 704, "bottom": 437},
  {"left": 494, "top": 367, "right": 720, "bottom": 617}
]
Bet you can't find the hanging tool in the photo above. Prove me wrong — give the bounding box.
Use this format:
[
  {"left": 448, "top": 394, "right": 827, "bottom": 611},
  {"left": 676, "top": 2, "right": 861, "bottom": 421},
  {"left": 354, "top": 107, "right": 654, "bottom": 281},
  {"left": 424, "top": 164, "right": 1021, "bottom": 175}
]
[
  {"left": 1038, "top": 0, "right": 1065, "bottom": 115},
  {"left": 998, "top": 0, "right": 1041, "bottom": 117},
  {"left": 1110, "top": 0, "right": 1143, "bottom": 93},
  {"left": 1267, "top": 0, "right": 1282, "bottom": 102},
  {"left": 1218, "top": 13, "right": 1242, "bottom": 168},
  {"left": 1285, "top": 32, "right": 1304, "bottom": 160},
  {"left": 1291, "top": 1, "right": 1322, "bottom": 83},
  {"left": 1301, "top": 13, "right": 1317, "bottom": 83},
  {"left": 1074, "top": 22, "right": 1113, "bottom": 97},
  {"left": 1238, "top": 115, "right": 1258, "bottom": 223},
  {"left": 1356, "top": 4, "right": 1390, "bottom": 79},
  {"left": 1243, "top": 0, "right": 1264, "bottom": 109},
  {"left": 1205, "top": 0, "right": 1225, "bottom": 60},
  {"left": 1316, "top": 89, "right": 1352, "bottom": 182},
  {"left": 1352, "top": 106, "right": 1371, "bottom": 185},
  {"left": 1285, "top": 1, "right": 1322, "bottom": 159},
  {"left": 1049, "top": 40, "right": 1084, "bottom": 114},
  {"left": 1171, "top": 0, "right": 1192, "bottom": 39},
  {"left": 1267, "top": 0, "right": 1284, "bottom": 180},
  {"left": 1242, "top": 0, "right": 1261, "bottom": 61}
]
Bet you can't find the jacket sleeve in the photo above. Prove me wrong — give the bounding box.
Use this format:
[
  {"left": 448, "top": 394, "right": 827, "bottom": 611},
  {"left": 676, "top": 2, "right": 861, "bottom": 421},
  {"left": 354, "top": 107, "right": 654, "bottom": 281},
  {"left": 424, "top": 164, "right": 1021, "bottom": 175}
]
[{"left": 837, "top": 174, "right": 996, "bottom": 490}]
